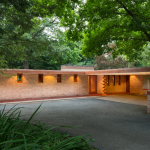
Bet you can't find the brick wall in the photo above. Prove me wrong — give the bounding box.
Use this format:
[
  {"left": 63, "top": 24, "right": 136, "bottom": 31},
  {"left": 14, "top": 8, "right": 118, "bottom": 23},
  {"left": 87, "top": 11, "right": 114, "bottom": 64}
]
[
  {"left": 130, "top": 75, "right": 143, "bottom": 93},
  {"left": 106, "top": 75, "right": 126, "bottom": 93},
  {"left": 143, "top": 75, "right": 150, "bottom": 90},
  {"left": 0, "top": 74, "right": 88, "bottom": 101},
  {"left": 97, "top": 75, "right": 104, "bottom": 94},
  {"left": 105, "top": 75, "right": 143, "bottom": 94},
  {"left": 147, "top": 91, "right": 150, "bottom": 114}
]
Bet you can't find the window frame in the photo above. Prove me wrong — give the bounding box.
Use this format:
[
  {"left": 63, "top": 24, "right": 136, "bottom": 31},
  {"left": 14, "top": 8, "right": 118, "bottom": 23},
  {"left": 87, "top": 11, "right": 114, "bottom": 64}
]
[
  {"left": 38, "top": 74, "right": 43, "bottom": 83},
  {"left": 74, "top": 74, "right": 77, "bottom": 82},
  {"left": 17, "top": 73, "right": 23, "bottom": 83},
  {"left": 118, "top": 75, "right": 121, "bottom": 85},
  {"left": 113, "top": 75, "right": 115, "bottom": 86},
  {"left": 57, "top": 74, "right": 61, "bottom": 82}
]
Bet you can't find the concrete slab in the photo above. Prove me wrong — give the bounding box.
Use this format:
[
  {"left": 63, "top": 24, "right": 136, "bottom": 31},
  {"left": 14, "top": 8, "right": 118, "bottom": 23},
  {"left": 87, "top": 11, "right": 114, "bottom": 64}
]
[{"left": 96, "top": 94, "right": 147, "bottom": 106}]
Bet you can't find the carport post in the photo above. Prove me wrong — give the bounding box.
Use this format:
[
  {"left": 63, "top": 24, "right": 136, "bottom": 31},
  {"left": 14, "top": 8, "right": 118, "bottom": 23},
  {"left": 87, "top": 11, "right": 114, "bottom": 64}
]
[{"left": 147, "top": 91, "right": 150, "bottom": 114}]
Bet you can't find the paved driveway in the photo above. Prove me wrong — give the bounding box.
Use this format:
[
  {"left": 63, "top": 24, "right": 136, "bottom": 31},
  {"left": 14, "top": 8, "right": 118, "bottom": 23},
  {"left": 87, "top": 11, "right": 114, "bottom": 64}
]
[{"left": 1, "top": 94, "right": 150, "bottom": 150}]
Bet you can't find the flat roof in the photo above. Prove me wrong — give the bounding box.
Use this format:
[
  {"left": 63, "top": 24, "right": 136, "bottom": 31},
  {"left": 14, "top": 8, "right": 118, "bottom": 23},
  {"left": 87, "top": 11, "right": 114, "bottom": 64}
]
[
  {"left": 1, "top": 67, "right": 150, "bottom": 75},
  {"left": 61, "top": 65, "right": 94, "bottom": 71},
  {"left": 2, "top": 69, "right": 85, "bottom": 75},
  {"left": 85, "top": 67, "right": 150, "bottom": 75}
]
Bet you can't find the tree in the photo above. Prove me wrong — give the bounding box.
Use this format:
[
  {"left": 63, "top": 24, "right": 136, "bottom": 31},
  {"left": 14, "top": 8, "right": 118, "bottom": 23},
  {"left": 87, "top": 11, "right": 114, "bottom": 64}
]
[
  {"left": 6, "top": 24, "right": 82, "bottom": 70},
  {"left": 1, "top": 17, "right": 59, "bottom": 69},
  {"left": 61, "top": 0, "right": 150, "bottom": 62},
  {"left": 30, "top": 33, "right": 82, "bottom": 70},
  {"left": 94, "top": 52, "right": 135, "bottom": 70},
  {"left": 134, "top": 42, "right": 150, "bottom": 67},
  {"left": 93, "top": 42, "right": 135, "bottom": 70},
  {"left": 0, "top": 0, "right": 81, "bottom": 69}
]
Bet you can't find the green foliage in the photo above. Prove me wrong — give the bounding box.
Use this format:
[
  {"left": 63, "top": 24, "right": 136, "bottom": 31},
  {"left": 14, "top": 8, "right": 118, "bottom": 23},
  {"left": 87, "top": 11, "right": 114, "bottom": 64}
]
[
  {"left": 61, "top": 0, "right": 150, "bottom": 62},
  {"left": 0, "top": 0, "right": 38, "bottom": 68},
  {"left": 76, "top": 55, "right": 95, "bottom": 66},
  {"left": 94, "top": 52, "right": 135, "bottom": 70},
  {"left": 2, "top": 0, "right": 150, "bottom": 69},
  {"left": 135, "top": 42, "right": 150, "bottom": 67},
  {"left": 0, "top": 0, "right": 82, "bottom": 69},
  {"left": 5, "top": 24, "right": 82, "bottom": 70},
  {"left": 0, "top": 104, "right": 97, "bottom": 150}
]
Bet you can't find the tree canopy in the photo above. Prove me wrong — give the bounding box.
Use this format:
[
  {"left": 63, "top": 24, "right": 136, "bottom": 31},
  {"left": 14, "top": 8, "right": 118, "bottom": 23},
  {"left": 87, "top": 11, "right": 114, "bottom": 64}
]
[
  {"left": 0, "top": 0, "right": 82, "bottom": 69},
  {"left": 4, "top": 17, "right": 82, "bottom": 69},
  {"left": 61, "top": 0, "right": 150, "bottom": 62},
  {"left": 135, "top": 43, "right": 150, "bottom": 67},
  {"left": 1, "top": 0, "right": 150, "bottom": 70},
  {"left": 94, "top": 52, "right": 136, "bottom": 70}
]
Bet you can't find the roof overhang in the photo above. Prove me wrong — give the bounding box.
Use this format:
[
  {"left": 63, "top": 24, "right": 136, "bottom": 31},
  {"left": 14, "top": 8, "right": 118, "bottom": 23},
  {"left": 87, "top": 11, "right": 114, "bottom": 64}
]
[
  {"left": 1, "top": 67, "right": 150, "bottom": 75},
  {"left": 1, "top": 69, "right": 86, "bottom": 75},
  {"left": 85, "top": 67, "right": 150, "bottom": 75}
]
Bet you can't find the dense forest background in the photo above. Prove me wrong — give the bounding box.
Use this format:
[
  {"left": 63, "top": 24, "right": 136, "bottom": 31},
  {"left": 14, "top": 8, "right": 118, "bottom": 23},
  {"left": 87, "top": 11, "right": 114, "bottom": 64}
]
[{"left": 1, "top": 0, "right": 150, "bottom": 70}]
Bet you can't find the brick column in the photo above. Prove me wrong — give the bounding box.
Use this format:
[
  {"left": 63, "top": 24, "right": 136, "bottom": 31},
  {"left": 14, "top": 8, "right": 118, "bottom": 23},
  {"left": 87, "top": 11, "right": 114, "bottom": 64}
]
[
  {"left": 147, "top": 91, "right": 150, "bottom": 114},
  {"left": 102, "top": 75, "right": 107, "bottom": 95}
]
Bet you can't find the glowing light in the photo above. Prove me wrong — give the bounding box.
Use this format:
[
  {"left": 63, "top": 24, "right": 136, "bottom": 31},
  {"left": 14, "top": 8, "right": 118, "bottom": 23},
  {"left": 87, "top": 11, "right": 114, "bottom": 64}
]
[
  {"left": 130, "top": 75, "right": 135, "bottom": 77},
  {"left": 44, "top": 75, "right": 56, "bottom": 83}
]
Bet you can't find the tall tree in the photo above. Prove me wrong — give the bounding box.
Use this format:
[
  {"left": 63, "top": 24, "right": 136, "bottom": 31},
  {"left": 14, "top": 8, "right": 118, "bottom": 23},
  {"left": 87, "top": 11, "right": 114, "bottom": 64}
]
[
  {"left": 6, "top": 23, "right": 82, "bottom": 70},
  {"left": 0, "top": 0, "right": 81, "bottom": 69},
  {"left": 27, "top": 31, "right": 82, "bottom": 70},
  {"left": 61, "top": 0, "right": 150, "bottom": 62},
  {"left": 94, "top": 52, "right": 135, "bottom": 70},
  {"left": 134, "top": 42, "right": 150, "bottom": 67}
]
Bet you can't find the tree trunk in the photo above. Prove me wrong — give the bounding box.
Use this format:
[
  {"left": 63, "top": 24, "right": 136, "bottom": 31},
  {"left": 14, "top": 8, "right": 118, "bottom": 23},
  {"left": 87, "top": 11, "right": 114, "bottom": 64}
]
[
  {"left": 23, "top": 60, "right": 29, "bottom": 69},
  {"left": 23, "top": 49, "right": 29, "bottom": 69}
]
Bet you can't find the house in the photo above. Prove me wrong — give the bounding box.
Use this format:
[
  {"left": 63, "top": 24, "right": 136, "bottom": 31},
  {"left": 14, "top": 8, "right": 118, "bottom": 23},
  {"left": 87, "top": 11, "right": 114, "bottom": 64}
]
[{"left": 0, "top": 66, "right": 150, "bottom": 113}]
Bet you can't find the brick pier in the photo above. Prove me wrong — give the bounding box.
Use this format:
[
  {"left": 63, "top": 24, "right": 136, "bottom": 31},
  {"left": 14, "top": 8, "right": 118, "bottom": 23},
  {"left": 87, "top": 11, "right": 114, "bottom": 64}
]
[{"left": 147, "top": 91, "right": 150, "bottom": 114}]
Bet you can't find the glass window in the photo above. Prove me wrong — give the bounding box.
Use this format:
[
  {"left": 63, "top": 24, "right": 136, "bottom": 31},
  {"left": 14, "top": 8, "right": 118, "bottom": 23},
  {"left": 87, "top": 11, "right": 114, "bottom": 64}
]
[{"left": 17, "top": 74, "right": 22, "bottom": 83}]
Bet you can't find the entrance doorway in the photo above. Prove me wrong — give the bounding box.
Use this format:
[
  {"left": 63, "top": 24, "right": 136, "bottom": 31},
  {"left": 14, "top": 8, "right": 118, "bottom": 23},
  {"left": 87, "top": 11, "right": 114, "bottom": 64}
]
[
  {"left": 89, "top": 75, "right": 97, "bottom": 94},
  {"left": 126, "top": 75, "right": 130, "bottom": 92}
]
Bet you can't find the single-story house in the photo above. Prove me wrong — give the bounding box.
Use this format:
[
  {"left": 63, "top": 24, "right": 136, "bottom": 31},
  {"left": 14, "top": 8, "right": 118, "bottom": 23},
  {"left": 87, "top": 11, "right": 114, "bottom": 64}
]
[{"left": 1, "top": 66, "right": 150, "bottom": 113}]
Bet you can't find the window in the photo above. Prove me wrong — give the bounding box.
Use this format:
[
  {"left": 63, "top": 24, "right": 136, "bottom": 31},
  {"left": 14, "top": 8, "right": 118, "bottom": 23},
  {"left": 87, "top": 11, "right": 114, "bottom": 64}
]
[
  {"left": 113, "top": 75, "right": 115, "bottom": 86},
  {"left": 118, "top": 75, "right": 121, "bottom": 85},
  {"left": 74, "top": 74, "right": 77, "bottom": 82},
  {"left": 57, "top": 74, "right": 61, "bottom": 82},
  {"left": 17, "top": 74, "right": 22, "bottom": 83},
  {"left": 107, "top": 75, "right": 109, "bottom": 86},
  {"left": 38, "top": 74, "right": 43, "bottom": 83}
]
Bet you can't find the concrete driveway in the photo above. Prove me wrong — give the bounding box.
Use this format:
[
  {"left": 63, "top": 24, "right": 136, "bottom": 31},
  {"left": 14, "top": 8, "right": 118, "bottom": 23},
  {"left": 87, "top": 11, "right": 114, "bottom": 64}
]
[{"left": 1, "top": 94, "right": 150, "bottom": 150}]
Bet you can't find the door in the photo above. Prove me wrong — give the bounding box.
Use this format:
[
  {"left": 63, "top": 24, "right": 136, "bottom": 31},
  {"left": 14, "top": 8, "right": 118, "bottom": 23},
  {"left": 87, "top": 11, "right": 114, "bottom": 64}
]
[
  {"left": 126, "top": 75, "right": 130, "bottom": 92},
  {"left": 89, "top": 75, "right": 97, "bottom": 94}
]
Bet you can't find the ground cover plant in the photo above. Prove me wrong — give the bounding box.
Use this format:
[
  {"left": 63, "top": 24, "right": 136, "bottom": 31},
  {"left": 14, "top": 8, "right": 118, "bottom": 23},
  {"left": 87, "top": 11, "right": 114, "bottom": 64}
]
[{"left": 0, "top": 103, "right": 97, "bottom": 150}]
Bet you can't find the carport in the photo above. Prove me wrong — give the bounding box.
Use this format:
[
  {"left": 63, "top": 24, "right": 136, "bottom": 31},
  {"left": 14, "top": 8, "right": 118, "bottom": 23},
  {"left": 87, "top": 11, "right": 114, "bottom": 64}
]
[
  {"left": 85, "top": 67, "right": 150, "bottom": 113},
  {"left": 86, "top": 67, "right": 150, "bottom": 95}
]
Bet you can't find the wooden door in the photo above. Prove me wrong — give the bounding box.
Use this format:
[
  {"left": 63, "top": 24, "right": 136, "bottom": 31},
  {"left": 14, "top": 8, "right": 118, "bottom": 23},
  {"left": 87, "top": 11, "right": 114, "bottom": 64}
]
[
  {"left": 89, "top": 75, "right": 97, "bottom": 94},
  {"left": 126, "top": 75, "right": 130, "bottom": 92}
]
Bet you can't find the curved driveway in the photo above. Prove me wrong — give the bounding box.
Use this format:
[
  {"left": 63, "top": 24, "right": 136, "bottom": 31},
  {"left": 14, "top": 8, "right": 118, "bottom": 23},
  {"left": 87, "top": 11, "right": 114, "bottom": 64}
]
[{"left": 2, "top": 94, "right": 150, "bottom": 150}]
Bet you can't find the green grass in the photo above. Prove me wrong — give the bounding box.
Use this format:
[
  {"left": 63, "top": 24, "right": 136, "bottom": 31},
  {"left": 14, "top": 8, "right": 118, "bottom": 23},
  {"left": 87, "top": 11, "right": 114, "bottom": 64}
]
[{"left": 0, "top": 103, "right": 98, "bottom": 150}]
